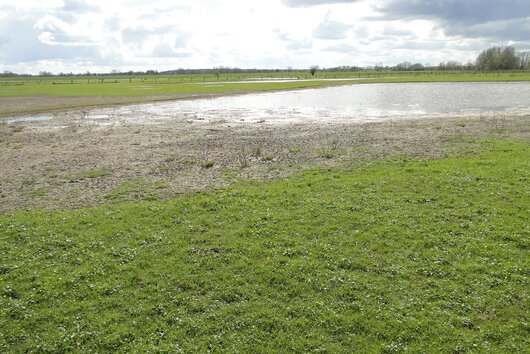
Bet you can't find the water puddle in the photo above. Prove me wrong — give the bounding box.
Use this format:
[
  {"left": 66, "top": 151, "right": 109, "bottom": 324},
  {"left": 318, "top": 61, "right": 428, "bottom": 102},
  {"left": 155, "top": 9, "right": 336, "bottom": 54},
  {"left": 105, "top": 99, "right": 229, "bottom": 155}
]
[{"left": 7, "top": 115, "right": 53, "bottom": 123}]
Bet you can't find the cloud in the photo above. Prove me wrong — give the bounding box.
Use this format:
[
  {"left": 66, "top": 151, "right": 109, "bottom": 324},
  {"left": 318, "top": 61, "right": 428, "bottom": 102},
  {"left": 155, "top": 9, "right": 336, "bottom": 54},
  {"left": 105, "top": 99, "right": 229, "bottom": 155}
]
[
  {"left": 444, "top": 18, "right": 530, "bottom": 41},
  {"left": 322, "top": 43, "right": 357, "bottom": 53},
  {"left": 62, "top": 0, "right": 100, "bottom": 14},
  {"left": 373, "top": 0, "right": 530, "bottom": 42},
  {"left": 0, "top": 16, "right": 100, "bottom": 64},
  {"left": 313, "top": 17, "right": 350, "bottom": 39},
  {"left": 283, "top": 0, "right": 360, "bottom": 7},
  {"left": 121, "top": 25, "right": 176, "bottom": 45},
  {"left": 277, "top": 32, "right": 313, "bottom": 50},
  {"left": 34, "top": 15, "right": 97, "bottom": 46},
  {"left": 389, "top": 41, "right": 446, "bottom": 51},
  {"left": 287, "top": 38, "right": 313, "bottom": 50},
  {"left": 150, "top": 43, "right": 192, "bottom": 58},
  {"left": 381, "top": 25, "right": 414, "bottom": 38},
  {"left": 374, "top": 0, "right": 530, "bottom": 24}
]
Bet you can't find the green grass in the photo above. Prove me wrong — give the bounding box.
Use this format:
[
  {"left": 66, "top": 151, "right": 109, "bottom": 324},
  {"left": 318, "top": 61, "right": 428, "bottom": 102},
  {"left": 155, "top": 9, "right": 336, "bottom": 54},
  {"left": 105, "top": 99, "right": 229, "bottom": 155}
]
[
  {"left": 104, "top": 178, "right": 167, "bottom": 202},
  {"left": 1, "top": 71, "right": 529, "bottom": 98},
  {"left": 23, "top": 187, "right": 51, "bottom": 198},
  {"left": 1, "top": 138, "right": 528, "bottom": 352},
  {"left": 64, "top": 168, "right": 112, "bottom": 182},
  {"left": 201, "top": 160, "right": 215, "bottom": 169}
]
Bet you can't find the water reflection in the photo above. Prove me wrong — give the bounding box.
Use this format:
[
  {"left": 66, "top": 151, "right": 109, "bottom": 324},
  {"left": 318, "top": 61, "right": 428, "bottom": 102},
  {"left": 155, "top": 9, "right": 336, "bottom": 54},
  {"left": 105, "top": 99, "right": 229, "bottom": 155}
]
[{"left": 126, "top": 82, "right": 530, "bottom": 123}]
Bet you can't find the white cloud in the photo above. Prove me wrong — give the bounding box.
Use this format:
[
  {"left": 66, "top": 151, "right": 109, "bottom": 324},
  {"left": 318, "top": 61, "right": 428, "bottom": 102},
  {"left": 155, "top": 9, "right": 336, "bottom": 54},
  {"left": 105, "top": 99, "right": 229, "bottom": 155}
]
[{"left": 0, "top": 0, "right": 528, "bottom": 74}]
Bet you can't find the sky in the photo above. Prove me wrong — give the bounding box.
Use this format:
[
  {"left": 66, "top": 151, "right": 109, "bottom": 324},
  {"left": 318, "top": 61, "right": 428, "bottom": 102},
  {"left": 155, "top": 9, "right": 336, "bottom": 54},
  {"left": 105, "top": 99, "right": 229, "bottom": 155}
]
[{"left": 1, "top": 0, "right": 529, "bottom": 74}]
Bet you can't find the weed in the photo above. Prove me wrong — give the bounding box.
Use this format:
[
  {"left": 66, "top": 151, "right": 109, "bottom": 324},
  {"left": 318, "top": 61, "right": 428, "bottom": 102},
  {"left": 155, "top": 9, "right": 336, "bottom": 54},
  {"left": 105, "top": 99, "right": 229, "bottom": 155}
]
[
  {"left": 182, "top": 156, "right": 198, "bottom": 165},
  {"left": 237, "top": 144, "right": 249, "bottom": 168},
  {"left": 24, "top": 187, "right": 50, "bottom": 198},
  {"left": 316, "top": 140, "right": 343, "bottom": 159},
  {"left": 201, "top": 160, "right": 215, "bottom": 168},
  {"left": 252, "top": 144, "right": 263, "bottom": 157},
  {"left": 288, "top": 146, "right": 301, "bottom": 154},
  {"left": 65, "top": 168, "right": 112, "bottom": 182},
  {"left": 21, "top": 177, "right": 35, "bottom": 186}
]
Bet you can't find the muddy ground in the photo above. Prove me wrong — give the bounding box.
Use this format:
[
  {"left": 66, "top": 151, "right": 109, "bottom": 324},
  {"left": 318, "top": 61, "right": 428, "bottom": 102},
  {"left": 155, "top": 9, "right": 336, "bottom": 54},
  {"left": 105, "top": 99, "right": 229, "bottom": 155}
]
[
  {"left": 0, "top": 94, "right": 226, "bottom": 118},
  {"left": 0, "top": 106, "right": 528, "bottom": 214}
]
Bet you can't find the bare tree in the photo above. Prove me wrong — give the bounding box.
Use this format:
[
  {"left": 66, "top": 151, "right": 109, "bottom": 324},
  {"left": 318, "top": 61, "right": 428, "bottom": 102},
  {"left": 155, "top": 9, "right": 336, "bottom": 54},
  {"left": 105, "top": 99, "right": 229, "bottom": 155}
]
[{"left": 518, "top": 51, "right": 529, "bottom": 70}]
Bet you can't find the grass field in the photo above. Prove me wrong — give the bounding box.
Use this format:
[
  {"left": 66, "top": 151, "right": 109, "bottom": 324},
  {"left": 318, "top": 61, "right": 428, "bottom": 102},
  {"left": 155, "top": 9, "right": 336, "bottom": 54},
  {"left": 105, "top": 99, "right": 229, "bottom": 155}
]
[
  {"left": 1, "top": 137, "right": 528, "bottom": 352},
  {"left": 1, "top": 71, "right": 530, "bottom": 98}
]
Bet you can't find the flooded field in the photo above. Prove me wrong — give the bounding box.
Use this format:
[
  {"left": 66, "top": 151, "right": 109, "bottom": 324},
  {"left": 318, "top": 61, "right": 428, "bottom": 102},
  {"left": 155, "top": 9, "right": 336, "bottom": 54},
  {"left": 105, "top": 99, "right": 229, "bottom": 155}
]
[
  {"left": 81, "top": 81, "right": 530, "bottom": 126},
  {"left": 1, "top": 81, "right": 529, "bottom": 212},
  {"left": 3, "top": 82, "right": 530, "bottom": 128}
]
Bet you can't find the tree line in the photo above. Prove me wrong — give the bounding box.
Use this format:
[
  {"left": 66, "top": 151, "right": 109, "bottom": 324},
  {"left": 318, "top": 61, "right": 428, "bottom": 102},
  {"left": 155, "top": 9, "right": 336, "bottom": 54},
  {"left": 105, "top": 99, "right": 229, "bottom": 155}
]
[
  {"left": 475, "top": 46, "right": 529, "bottom": 71},
  {"left": 386, "top": 46, "right": 529, "bottom": 72},
  {"left": 2, "top": 46, "right": 529, "bottom": 77}
]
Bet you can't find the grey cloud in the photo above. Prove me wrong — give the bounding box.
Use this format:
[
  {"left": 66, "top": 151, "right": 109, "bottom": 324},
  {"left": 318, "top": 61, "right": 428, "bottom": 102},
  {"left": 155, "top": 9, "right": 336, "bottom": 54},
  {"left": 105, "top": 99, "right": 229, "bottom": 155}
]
[
  {"left": 374, "top": 0, "right": 530, "bottom": 42},
  {"left": 446, "top": 40, "right": 490, "bottom": 52},
  {"left": 313, "top": 19, "right": 350, "bottom": 39},
  {"left": 444, "top": 18, "right": 530, "bottom": 41},
  {"left": 62, "top": 0, "right": 101, "bottom": 13},
  {"left": 283, "top": 0, "right": 360, "bottom": 7},
  {"left": 374, "top": 0, "right": 530, "bottom": 24}
]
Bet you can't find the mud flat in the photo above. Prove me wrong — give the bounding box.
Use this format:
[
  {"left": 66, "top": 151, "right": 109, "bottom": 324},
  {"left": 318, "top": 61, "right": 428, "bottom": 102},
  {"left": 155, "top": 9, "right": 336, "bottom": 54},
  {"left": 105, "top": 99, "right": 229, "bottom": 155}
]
[{"left": 1, "top": 104, "right": 528, "bottom": 214}]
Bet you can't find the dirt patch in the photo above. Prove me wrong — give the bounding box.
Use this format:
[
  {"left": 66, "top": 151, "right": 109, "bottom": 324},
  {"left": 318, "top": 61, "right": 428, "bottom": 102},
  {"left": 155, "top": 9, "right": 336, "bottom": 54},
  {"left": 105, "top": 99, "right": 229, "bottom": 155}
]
[{"left": 0, "top": 108, "right": 528, "bottom": 214}]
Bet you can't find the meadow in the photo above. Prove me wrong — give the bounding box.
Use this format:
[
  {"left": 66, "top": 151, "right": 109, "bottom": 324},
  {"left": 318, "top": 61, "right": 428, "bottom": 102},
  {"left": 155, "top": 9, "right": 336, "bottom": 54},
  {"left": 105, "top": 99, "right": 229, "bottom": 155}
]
[
  {"left": 1, "top": 70, "right": 529, "bottom": 352},
  {"left": 2, "top": 70, "right": 530, "bottom": 98},
  {"left": 1, "top": 137, "right": 528, "bottom": 352}
]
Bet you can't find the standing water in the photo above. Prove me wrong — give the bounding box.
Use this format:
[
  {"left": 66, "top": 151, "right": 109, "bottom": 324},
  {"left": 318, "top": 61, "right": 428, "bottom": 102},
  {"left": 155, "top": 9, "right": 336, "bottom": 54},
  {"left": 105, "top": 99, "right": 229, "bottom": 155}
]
[{"left": 115, "top": 82, "right": 530, "bottom": 123}]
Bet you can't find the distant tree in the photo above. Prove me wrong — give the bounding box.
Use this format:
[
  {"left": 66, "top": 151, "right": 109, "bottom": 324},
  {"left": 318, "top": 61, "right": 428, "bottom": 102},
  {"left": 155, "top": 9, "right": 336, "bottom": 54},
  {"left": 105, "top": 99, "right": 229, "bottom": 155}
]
[
  {"left": 395, "top": 61, "right": 412, "bottom": 71},
  {"left": 464, "top": 60, "right": 475, "bottom": 71},
  {"left": 518, "top": 51, "right": 529, "bottom": 70},
  {"left": 445, "top": 60, "right": 462, "bottom": 70},
  {"left": 476, "top": 46, "right": 519, "bottom": 71},
  {"left": 309, "top": 65, "right": 319, "bottom": 76}
]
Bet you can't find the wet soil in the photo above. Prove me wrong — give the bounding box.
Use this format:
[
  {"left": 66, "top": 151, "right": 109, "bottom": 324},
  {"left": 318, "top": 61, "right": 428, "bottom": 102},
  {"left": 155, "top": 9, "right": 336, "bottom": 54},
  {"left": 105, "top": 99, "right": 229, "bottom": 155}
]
[{"left": 0, "top": 104, "right": 528, "bottom": 214}]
